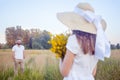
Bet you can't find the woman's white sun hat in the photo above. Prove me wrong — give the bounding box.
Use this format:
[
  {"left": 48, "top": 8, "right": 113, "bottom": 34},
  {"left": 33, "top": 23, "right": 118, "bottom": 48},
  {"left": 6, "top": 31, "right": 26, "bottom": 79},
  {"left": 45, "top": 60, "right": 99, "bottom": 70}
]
[
  {"left": 57, "top": 3, "right": 111, "bottom": 61},
  {"left": 57, "top": 3, "right": 106, "bottom": 34}
]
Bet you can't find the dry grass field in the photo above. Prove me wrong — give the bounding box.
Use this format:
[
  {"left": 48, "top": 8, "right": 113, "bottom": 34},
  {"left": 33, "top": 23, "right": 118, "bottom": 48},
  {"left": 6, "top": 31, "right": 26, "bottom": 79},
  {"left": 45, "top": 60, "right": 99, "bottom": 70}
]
[
  {"left": 110, "top": 49, "right": 120, "bottom": 59},
  {"left": 0, "top": 49, "right": 57, "bottom": 70},
  {"left": 0, "top": 49, "right": 120, "bottom": 80}
]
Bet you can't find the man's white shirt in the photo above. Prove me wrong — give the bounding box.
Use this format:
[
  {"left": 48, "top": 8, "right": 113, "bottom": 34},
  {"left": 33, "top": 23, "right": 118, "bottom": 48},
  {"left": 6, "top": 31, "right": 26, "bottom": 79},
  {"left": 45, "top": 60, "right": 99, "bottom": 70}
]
[{"left": 12, "top": 45, "right": 25, "bottom": 59}]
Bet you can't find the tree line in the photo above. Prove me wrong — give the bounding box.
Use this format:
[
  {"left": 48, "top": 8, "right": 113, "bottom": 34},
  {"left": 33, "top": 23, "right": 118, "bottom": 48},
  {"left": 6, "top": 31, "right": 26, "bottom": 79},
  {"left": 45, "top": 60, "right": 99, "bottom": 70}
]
[
  {"left": 111, "top": 43, "right": 120, "bottom": 49},
  {"left": 0, "top": 26, "right": 51, "bottom": 49},
  {"left": 0, "top": 26, "right": 120, "bottom": 50}
]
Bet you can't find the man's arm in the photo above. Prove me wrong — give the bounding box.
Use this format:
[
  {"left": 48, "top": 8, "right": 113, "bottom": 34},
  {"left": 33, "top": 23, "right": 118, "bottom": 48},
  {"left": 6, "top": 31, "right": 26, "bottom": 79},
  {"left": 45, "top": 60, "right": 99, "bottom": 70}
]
[
  {"left": 23, "top": 50, "right": 25, "bottom": 59},
  {"left": 12, "top": 51, "right": 15, "bottom": 61},
  {"left": 12, "top": 46, "right": 15, "bottom": 61},
  {"left": 23, "top": 46, "right": 25, "bottom": 59}
]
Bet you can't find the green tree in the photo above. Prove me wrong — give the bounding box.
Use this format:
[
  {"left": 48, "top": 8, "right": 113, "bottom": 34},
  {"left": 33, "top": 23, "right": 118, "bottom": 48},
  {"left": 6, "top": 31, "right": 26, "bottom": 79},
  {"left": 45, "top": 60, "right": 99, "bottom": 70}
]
[
  {"left": 5, "top": 27, "right": 16, "bottom": 47},
  {"left": 116, "top": 43, "right": 120, "bottom": 49},
  {"left": 31, "top": 30, "right": 51, "bottom": 49},
  {"left": 5, "top": 26, "right": 30, "bottom": 48},
  {"left": 5, "top": 26, "right": 51, "bottom": 49}
]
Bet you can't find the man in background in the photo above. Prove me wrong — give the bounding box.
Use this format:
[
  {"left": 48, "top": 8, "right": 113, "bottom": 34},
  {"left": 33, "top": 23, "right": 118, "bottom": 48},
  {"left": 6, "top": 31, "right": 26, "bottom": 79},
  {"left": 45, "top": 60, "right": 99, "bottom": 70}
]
[{"left": 12, "top": 39, "right": 25, "bottom": 75}]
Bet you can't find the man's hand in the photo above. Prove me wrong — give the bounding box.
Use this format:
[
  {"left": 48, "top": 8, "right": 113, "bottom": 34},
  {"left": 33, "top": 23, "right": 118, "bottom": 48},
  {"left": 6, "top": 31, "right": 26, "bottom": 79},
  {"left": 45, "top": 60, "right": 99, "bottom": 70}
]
[
  {"left": 12, "top": 56, "right": 15, "bottom": 61},
  {"left": 23, "top": 56, "right": 25, "bottom": 59}
]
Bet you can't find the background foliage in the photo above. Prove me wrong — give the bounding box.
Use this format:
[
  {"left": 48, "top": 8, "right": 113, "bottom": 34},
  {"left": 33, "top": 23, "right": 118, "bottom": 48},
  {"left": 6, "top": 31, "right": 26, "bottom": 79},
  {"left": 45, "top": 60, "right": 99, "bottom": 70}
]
[
  {"left": 0, "top": 25, "right": 120, "bottom": 50},
  {"left": 3, "top": 26, "right": 51, "bottom": 49}
]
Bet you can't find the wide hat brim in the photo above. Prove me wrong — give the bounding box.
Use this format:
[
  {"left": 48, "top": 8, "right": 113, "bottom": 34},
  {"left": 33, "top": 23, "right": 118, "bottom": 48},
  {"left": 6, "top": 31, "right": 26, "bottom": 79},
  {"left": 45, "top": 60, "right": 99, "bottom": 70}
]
[{"left": 57, "top": 12, "right": 106, "bottom": 34}]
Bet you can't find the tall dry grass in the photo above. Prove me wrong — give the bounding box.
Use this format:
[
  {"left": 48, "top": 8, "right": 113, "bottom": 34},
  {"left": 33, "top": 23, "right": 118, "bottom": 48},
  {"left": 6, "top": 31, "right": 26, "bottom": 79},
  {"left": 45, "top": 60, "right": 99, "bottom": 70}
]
[
  {"left": 0, "top": 49, "right": 120, "bottom": 80},
  {"left": 0, "top": 49, "right": 62, "bottom": 80}
]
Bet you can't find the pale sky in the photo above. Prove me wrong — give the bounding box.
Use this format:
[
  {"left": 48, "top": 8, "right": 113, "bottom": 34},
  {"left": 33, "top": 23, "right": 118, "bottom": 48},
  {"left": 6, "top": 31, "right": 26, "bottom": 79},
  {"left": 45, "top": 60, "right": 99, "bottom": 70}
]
[{"left": 0, "top": 0, "right": 120, "bottom": 44}]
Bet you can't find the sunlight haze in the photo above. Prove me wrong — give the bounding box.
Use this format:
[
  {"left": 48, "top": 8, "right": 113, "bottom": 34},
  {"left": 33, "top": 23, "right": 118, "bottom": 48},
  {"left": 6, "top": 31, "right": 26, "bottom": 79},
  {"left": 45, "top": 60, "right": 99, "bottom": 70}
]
[{"left": 0, "top": 0, "right": 120, "bottom": 44}]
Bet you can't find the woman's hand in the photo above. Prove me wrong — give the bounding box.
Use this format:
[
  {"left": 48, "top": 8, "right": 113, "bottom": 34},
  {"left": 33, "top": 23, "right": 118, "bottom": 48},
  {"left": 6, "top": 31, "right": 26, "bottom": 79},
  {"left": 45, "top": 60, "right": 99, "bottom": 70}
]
[
  {"left": 59, "top": 49, "right": 75, "bottom": 77},
  {"left": 92, "top": 65, "right": 97, "bottom": 76}
]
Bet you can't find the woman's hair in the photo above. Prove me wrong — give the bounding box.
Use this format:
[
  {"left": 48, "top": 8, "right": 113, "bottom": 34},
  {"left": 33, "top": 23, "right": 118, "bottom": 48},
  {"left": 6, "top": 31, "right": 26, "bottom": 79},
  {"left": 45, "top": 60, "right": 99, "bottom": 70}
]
[{"left": 72, "top": 30, "right": 96, "bottom": 55}]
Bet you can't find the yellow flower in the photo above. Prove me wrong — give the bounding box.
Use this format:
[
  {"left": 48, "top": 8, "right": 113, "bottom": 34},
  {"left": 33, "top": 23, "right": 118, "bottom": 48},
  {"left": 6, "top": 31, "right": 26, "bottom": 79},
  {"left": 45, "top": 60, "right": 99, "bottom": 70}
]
[{"left": 48, "top": 33, "right": 69, "bottom": 59}]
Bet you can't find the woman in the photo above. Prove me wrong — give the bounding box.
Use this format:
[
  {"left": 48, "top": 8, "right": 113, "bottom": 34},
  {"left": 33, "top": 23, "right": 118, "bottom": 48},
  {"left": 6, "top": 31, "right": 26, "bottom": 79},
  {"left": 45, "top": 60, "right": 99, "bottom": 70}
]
[{"left": 57, "top": 3, "right": 111, "bottom": 80}]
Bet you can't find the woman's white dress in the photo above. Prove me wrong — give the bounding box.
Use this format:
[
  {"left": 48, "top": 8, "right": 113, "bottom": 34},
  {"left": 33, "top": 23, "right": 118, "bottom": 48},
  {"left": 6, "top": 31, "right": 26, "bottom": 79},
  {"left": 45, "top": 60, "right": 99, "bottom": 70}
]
[{"left": 64, "top": 35, "right": 98, "bottom": 80}]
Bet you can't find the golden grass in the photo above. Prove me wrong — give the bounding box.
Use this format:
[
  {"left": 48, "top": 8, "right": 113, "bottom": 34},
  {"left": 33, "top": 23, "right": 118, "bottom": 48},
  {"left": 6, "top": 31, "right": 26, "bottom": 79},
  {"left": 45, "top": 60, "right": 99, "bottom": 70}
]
[
  {"left": 110, "top": 49, "right": 120, "bottom": 59},
  {"left": 0, "top": 49, "right": 62, "bottom": 80},
  {"left": 0, "top": 49, "right": 120, "bottom": 80},
  {"left": 0, "top": 49, "right": 120, "bottom": 72},
  {"left": 0, "top": 49, "right": 57, "bottom": 71}
]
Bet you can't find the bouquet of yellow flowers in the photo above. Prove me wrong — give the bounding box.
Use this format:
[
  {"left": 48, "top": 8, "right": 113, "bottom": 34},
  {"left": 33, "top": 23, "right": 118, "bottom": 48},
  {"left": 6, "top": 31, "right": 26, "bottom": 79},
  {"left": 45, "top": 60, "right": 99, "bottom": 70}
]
[{"left": 48, "top": 34, "right": 69, "bottom": 59}]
